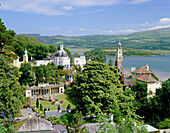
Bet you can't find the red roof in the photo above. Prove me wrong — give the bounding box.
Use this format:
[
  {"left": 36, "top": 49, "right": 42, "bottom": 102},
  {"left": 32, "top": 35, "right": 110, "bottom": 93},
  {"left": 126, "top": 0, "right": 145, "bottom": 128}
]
[
  {"left": 137, "top": 74, "right": 157, "bottom": 83},
  {"left": 67, "top": 72, "right": 72, "bottom": 76}
]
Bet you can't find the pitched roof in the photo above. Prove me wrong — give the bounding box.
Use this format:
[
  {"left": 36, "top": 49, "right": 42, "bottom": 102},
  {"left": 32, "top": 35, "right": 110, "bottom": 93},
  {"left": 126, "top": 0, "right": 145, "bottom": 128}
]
[
  {"left": 53, "top": 125, "right": 66, "bottom": 131},
  {"left": 67, "top": 72, "right": 72, "bottom": 76},
  {"left": 137, "top": 74, "right": 157, "bottom": 83},
  {"left": 124, "top": 71, "right": 132, "bottom": 78},
  {"left": 18, "top": 117, "right": 54, "bottom": 132},
  {"left": 45, "top": 111, "right": 66, "bottom": 119},
  {"left": 132, "top": 67, "right": 151, "bottom": 74}
]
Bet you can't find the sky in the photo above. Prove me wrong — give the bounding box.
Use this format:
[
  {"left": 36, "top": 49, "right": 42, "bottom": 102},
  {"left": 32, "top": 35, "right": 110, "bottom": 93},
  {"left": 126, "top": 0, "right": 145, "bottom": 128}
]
[{"left": 0, "top": 0, "right": 170, "bottom": 36}]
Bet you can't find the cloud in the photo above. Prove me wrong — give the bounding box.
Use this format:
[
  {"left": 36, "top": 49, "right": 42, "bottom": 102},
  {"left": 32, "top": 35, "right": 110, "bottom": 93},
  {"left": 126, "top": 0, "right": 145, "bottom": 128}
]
[
  {"left": 0, "top": 0, "right": 151, "bottom": 15},
  {"left": 38, "top": 27, "right": 60, "bottom": 31},
  {"left": 159, "top": 18, "right": 170, "bottom": 24},
  {"left": 149, "top": 25, "right": 170, "bottom": 30},
  {"left": 130, "top": 0, "right": 151, "bottom": 4},
  {"left": 61, "top": 6, "right": 74, "bottom": 11}
]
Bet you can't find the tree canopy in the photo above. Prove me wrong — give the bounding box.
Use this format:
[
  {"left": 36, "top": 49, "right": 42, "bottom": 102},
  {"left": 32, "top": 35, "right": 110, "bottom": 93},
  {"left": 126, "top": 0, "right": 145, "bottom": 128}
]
[{"left": 68, "top": 61, "right": 139, "bottom": 125}]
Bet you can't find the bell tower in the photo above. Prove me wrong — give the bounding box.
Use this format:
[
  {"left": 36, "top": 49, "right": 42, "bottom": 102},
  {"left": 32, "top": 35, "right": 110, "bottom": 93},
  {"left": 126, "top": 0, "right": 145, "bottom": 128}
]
[
  {"left": 23, "top": 48, "right": 28, "bottom": 63},
  {"left": 115, "top": 41, "right": 123, "bottom": 75}
]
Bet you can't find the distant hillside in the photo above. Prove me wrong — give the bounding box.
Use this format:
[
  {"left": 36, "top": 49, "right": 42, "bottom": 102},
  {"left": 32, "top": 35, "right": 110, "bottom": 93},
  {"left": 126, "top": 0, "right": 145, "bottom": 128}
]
[{"left": 23, "top": 27, "right": 170, "bottom": 50}]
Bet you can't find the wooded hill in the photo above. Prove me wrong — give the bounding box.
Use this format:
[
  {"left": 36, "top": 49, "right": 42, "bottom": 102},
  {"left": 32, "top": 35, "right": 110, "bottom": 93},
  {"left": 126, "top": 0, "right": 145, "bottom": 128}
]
[{"left": 23, "top": 27, "right": 170, "bottom": 50}]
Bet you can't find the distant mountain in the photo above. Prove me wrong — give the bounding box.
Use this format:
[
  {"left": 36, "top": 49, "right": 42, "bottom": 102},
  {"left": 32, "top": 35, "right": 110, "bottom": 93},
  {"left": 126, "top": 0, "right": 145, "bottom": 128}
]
[{"left": 23, "top": 27, "right": 170, "bottom": 50}]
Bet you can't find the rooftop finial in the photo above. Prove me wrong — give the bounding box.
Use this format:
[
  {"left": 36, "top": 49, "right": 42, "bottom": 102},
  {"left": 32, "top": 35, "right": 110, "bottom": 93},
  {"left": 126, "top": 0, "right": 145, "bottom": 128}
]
[
  {"left": 118, "top": 38, "right": 121, "bottom": 45},
  {"left": 60, "top": 43, "right": 63, "bottom": 50}
]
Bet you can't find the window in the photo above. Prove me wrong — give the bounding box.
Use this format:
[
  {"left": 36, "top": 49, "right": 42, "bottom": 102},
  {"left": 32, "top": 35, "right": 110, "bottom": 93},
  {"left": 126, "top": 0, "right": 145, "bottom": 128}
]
[
  {"left": 126, "top": 78, "right": 130, "bottom": 81},
  {"left": 132, "top": 73, "right": 134, "bottom": 76},
  {"left": 127, "top": 82, "right": 130, "bottom": 84}
]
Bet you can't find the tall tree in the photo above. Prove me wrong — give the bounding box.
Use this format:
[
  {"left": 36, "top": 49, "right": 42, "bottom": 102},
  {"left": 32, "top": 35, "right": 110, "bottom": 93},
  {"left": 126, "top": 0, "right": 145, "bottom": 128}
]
[
  {"left": 68, "top": 61, "right": 139, "bottom": 125},
  {"left": 19, "top": 63, "right": 36, "bottom": 86},
  {"left": 0, "top": 57, "right": 25, "bottom": 131}
]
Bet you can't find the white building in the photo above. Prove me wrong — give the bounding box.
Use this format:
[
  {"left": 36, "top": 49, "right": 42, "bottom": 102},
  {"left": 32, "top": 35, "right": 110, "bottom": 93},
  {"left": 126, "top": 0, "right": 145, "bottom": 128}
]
[
  {"left": 35, "top": 59, "right": 52, "bottom": 66},
  {"left": 73, "top": 56, "right": 86, "bottom": 69},
  {"left": 52, "top": 43, "right": 70, "bottom": 68}
]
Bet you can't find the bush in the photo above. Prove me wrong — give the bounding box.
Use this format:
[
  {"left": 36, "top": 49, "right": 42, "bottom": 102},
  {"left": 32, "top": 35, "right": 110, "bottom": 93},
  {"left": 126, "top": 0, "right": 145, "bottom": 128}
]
[
  {"left": 44, "top": 108, "right": 47, "bottom": 114},
  {"left": 58, "top": 105, "right": 61, "bottom": 111},
  {"left": 40, "top": 104, "right": 43, "bottom": 111},
  {"left": 49, "top": 99, "right": 52, "bottom": 102},
  {"left": 52, "top": 101, "right": 55, "bottom": 105},
  {"left": 55, "top": 99, "right": 58, "bottom": 101},
  {"left": 157, "top": 119, "right": 170, "bottom": 129}
]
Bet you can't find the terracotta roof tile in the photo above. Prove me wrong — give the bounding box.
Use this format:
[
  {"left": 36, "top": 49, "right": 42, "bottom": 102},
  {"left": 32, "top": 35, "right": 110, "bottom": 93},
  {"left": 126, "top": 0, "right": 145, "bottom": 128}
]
[
  {"left": 124, "top": 71, "right": 132, "bottom": 78},
  {"left": 132, "top": 67, "right": 151, "bottom": 74},
  {"left": 137, "top": 74, "right": 157, "bottom": 83}
]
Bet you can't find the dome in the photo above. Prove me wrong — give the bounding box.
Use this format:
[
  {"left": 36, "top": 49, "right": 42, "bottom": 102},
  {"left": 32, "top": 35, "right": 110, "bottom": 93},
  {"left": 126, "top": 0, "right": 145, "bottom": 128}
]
[
  {"left": 55, "top": 49, "right": 68, "bottom": 57},
  {"left": 54, "top": 43, "right": 68, "bottom": 57}
]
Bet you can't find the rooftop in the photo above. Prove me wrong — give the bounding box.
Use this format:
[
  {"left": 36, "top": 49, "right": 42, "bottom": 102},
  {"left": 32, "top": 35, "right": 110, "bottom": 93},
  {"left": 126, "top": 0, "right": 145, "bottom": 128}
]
[
  {"left": 132, "top": 67, "right": 151, "bottom": 74},
  {"left": 137, "top": 74, "right": 157, "bottom": 83}
]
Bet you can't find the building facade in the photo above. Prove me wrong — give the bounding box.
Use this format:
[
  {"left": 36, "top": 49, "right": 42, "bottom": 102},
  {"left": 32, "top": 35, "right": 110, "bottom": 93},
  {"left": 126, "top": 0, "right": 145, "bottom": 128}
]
[
  {"left": 73, "top": 56, "right": 86, "bottom": 69},
  {"left": 52, "top": 43, "right": 70, "bottom": 68}
]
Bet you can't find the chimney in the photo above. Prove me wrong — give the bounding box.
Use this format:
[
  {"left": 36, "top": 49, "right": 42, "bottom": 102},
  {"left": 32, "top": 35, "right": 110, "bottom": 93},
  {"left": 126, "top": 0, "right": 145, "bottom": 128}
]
[
  {"left": 131, "top": 67, "right": 136, "bottom": 72},
  {"left": 145, "top": 64, "right": 149, "bottom": 71},
  {"left": 28, "top": 113, "right": 31, "bottom": 118}
]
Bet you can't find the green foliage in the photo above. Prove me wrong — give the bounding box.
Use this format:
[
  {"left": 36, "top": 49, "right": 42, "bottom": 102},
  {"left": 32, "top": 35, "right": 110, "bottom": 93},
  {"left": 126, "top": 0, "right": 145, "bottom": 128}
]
[
  {"left": 84, "top": 49, "right": 107, "bottom": 63},
  {"left": 36, "top": 98, "right": 39, "bottom": 108},
  {"left": 0, "top": 118, "right": 16, "bottom": 133},
  {"left": 44, "top": 108, "right": 47, "bottom": 114},
  {"left": 157, "top": 119, "right": 170, "bottom": 129},
  {"left": 58, "top": 105, "right": 61, "bottom": 111},
  {"left": 0, "top": 57, "right": 25, "bottom": 131},
  {"left": 47, "top": 116, "right": 62, "bottom": 125},
  {"left": 19, "top": 63, "right": 36, "bottom": 86},
  {"left": 58, "top": 65, "right": 64, "bottom": 70},
  {"left": 68, "top": 61, "right": 139, "bottom": 126},
  {"left": 40, "top": 104, "right": 43, "bottom": 111},
  {"left": 73, "top": 52, "right": 80, "bottom": 58},
  {"left": 60, "top": 111, "right": 87, "bottom": 132}
]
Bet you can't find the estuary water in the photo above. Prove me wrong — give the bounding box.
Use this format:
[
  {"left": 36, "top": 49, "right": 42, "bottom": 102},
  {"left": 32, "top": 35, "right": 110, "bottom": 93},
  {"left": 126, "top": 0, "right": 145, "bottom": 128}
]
[{"left": 71, "top": 51, "right": 170, "bottom": 81}]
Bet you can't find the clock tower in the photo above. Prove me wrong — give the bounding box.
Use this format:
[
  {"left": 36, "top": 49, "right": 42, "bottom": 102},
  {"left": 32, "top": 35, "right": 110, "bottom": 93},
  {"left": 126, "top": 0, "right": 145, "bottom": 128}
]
[{"left": 115, "top": 42, "right": 123, "bottom": 75}]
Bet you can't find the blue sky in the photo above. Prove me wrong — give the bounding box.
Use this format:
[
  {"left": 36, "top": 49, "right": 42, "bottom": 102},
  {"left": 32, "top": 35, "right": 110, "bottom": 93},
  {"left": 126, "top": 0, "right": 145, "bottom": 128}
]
[{"left": 0, "top": 0, "right": 170, "bottom": 36}]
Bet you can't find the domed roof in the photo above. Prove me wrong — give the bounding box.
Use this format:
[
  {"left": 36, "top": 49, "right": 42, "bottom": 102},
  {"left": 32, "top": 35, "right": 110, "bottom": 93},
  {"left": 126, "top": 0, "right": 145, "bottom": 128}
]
[
  {"left": 54, "top": 43, "right": 68, "bottom": 57},
  {"left": 55, "top": 49, "right": 68, "bottom": 57}
]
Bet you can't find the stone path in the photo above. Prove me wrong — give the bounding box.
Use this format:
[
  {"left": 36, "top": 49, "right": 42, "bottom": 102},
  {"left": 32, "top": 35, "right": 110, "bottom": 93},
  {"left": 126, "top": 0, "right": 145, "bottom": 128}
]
[{"left": 17, "top": 109, "right": 36, "bottom": 121}]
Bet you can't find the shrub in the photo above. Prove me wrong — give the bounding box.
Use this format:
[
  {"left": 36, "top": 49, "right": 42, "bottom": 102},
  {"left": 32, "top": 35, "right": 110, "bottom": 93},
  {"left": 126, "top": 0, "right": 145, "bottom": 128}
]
[
  {"left": 44, "top": 108, "right": 47, "bottom": 114},
  {"left": 40, "top": 104, "right": 43, "bottom": 111},
  {"left": 49, "top": 99, "right": 52, "bottom": 102},
  {"left": 48, "top": 108, "right": 50, "bottom": 111},
  {"left": 55, "top": 99, "right": 58, "bottom": 101},
  {"left": 58, "top": 105, "right": 61, "bottom": 111},
  {"left": 157, "top": 119, "right": 170, "bottom": 129}
]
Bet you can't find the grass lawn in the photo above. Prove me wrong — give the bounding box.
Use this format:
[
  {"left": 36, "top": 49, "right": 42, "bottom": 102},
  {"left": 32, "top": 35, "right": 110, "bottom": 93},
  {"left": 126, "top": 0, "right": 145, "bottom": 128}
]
[
  {"left": 68, "top": 48, "right": 94, "bottom": 51},
  {"left": 13, "top": 119, "right": 28, "bottom": 130},
  {"left": 144, "top": 50, "right": 170, "bottom": 54},
  {"left": 31, "top": 100, "right": 52, "bottom": 107},
  {"left": 55, "top": 94, "right": 76, "bottom": 110},
  {"left": 31, "top": 94, "right": 76, "bottom": 111}
]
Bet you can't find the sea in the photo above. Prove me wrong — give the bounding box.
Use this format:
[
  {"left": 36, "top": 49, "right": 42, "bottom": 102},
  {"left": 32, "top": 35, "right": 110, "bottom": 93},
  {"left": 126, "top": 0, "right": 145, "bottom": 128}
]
[{"left": 71, "top": 51, "right": 170, "bottom": 81}]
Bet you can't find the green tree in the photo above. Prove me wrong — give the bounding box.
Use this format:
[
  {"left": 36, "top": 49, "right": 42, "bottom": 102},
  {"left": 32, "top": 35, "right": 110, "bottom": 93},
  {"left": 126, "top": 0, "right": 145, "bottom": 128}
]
[
  {"left": 0, "top": 57, "right": 25, "bottom": 131},
  {"left": 19, "top": 63, "right": 35, "bottom": 86},
  {"left": 73, "top": 52, "right": 80, "bottom": 58},
  {"left": 108, "top": 58, "right": 113, "bottom": 66},
  {"left": 61, "top": 111, "right": 87, "bottom": 133},
  {"left": 36, "top": 98, "right": 39, "bottom": 108},
  {"left": 84, "top": 49, "right": 107, "bottom": 63}
]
